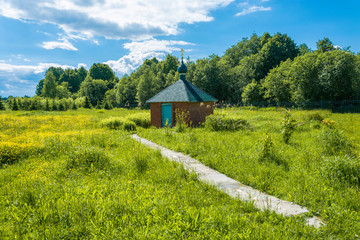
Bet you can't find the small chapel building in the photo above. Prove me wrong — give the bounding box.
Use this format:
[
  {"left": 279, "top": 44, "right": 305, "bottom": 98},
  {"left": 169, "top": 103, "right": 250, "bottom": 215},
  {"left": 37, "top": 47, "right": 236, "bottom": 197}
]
[{"left": 146, "top": 57, "right": 217, "bottom": 127}]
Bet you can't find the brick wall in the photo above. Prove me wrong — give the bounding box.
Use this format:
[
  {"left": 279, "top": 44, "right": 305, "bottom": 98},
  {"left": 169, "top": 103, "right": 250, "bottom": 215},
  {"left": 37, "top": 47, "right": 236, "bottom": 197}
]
[
  {"left": 150, "top": 101, "right": 215, "bottom": 128},
  {"left": 150, "top": 103, "right": 162, "bottom": 128},
  {"left": 174, "top": 102, "right": 215, "bottom": 126}
]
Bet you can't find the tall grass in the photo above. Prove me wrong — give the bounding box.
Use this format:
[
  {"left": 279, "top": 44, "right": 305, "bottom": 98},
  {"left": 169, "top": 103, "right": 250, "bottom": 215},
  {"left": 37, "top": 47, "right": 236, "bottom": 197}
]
[
  {"left": 139, "top": 108, "right": 360, "bottom": 239},
  {"left": 0, "top": 109, "right": 324, "bottom": 239}
]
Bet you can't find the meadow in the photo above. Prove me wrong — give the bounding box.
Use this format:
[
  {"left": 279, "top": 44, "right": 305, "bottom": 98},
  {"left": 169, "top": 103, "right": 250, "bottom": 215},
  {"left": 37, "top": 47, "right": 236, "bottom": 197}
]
[
  {"left": 139, "top": 107, "right": 360, "bottom": 239},
  {"left": 0, "top": 108, "right": 358, "bottom": 239}
]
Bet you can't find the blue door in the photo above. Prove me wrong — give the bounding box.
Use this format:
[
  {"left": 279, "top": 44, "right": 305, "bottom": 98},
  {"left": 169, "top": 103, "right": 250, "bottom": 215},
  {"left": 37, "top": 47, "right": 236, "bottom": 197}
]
[{"left": 161, "top": 103, "right": 172, "bottom": 127}]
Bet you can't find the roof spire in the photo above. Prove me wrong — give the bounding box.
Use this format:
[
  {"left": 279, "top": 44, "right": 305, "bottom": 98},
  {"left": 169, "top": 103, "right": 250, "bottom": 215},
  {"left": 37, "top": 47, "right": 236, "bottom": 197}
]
[{"left": 178, "top": 49, "right": 187, "bottom": 77}]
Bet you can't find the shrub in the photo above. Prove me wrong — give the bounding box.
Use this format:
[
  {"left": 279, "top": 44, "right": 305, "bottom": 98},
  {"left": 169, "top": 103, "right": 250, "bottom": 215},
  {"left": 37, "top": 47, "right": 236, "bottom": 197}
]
[
  {"left": 66, "top": 147, "right": 110, "bottom": 170},
  {"left": 100, "top": 117, "right": 124, "bottom": 130},
  {"left": 259, "top": 133, "right": 274, "bottom": 162},
  {"left": 258, "top": 133, "right": 288, "bottom": 169},
  {"left": 123, "top": 120, "right": 136, "bottom": 131},
  {"left": 318, "top": 128, "right": 353, "bottom": 156},
  {"left": 307, "top": 113, "right": 324, "bottom": 122},
  {"left": 175, "top": 109, "right": 190, "bottom": 133},
  {"left": 280, "top": 112, "right": 296, "bottom": 144},
  {"left": 127, "top": 113, "right": 151, "bottom": 128},
  {"left": 322, "top": 155, "right": 360, "bottom": 186},
  {"left": 205, "top": 115, "right": 249, "bottom": 131}
]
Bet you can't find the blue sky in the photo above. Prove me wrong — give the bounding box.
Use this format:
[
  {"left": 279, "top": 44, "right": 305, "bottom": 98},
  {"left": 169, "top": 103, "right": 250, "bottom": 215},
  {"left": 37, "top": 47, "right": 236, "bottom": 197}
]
[{"left": 1, "top": 0, "right": 359, "bottom": 97}]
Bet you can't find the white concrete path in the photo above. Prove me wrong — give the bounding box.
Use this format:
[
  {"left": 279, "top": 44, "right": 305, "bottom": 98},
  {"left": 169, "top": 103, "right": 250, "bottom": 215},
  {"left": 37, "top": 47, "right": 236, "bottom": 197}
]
[{"left": 131, "top": 134, "right": 324, "bottom": 228}]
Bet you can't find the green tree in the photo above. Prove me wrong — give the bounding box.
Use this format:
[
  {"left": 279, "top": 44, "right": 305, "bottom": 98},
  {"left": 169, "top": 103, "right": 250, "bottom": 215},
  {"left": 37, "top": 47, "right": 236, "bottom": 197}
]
[
  {"left": 192, "top": 55, "right": 230, "bottom": 101},
  {"left": 222, "top": 33, "right": 263, "bottom": 68},
  {"left": 316, "top": 37, "right": 335, "bottom": 53},
  {"left": 83, "top": 96, "right": 92, "bottom": 109},
  {"left": 259, "top": 33, "right": 299, "bottom": 77},
  {"left": 29, "top": 99, "right": 38, "bottom": 110},
  {"left": 162, "top": 54, "right": 179, "bottom": 74},
  {"left": 77, "top": 66, "right": 88, "bottom": 82},
  {"left": 298, "top": 44, "right": 312, "bottom": 55},
  {"left": 56, "top": 84, "right": 71, "bottom": 99},
  {"left": 58, "top": 102, "right": 65, "bottom": 111},
  {"left": 11, "top": 99, "right": 19, "bottom": 111},
  {"left": 59, "top": 69, "right": 82, "bottom": 93},
  {"left": 71, "top": 101, "right": 78, "bottom": 110},
  {"left": 136, "top": 68, "right": 155, "bottom": 105},
  {"left": 35, "top": 79, "right": 44, "bottom": 95},
  {"left": 44, "top": 99, "right": 51, "bottom": 111},
  {"left": 42, "top": 71, "right": 57, "bottom": 98},
  {"left": 79, "top": 77, "right": 108, "bottom": 106},
  {"left": 116, "top": 76, "right": 138, "bottom": 106},
  {"left": 263, "top": 50, "right": 359, "bottom": 104},
  {"left": 0, "top": 98, "right": 5, "bottom": 110},
  {"left": 242, "top": 80, "right": 264, "bottom": 104},
  {"left": 263, "top": 59, "right": 294, "bottom": 103},
  {"left": 89, "top": 63, "right": 115, "bottom": 81},
  {"left": 45, "top": 67, "right": 64, "bottom": 82}
]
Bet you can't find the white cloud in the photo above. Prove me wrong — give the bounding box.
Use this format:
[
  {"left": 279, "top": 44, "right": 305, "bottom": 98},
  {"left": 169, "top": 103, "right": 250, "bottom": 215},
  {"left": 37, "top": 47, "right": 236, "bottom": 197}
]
[
  {"left": 235, "top": 5, "right": 271, "bottom": 16},
  {"left": 77, "top": 63, "right": 87, "bottom": 69},
  {"left": 0, "top": 62, "right": 74, "bottom": 75},
  {"left": 0, "top": 0, "right": 234, "bottom": 42},
  {"left": 104, "top": 39, "right": 194, "bottom": 75},
  {"left": 41, "top": 39, "right": 78, "bottom": 51},
  {"left": 0, "top": 62, "right": 75, "bottom": 97}
]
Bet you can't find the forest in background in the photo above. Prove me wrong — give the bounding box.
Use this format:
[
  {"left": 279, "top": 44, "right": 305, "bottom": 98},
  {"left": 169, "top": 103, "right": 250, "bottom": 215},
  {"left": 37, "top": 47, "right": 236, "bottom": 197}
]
[{"left": 1, "top": 32, "right": 360, "bottom": 111}]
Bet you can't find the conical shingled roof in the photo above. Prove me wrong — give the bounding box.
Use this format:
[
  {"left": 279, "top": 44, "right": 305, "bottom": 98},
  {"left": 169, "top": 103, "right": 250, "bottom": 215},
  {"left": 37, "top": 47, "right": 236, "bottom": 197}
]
[{"left": 146, "top": 79, "right": 217, "bottom": 103}]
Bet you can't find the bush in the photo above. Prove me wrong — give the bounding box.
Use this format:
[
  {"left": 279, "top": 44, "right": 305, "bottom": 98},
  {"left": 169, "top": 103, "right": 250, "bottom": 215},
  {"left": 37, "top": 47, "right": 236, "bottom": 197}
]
[
  {"left": 322, "top": 155, "right": 360, "bottom": 186},
  {"left": 100, "top": 117, "right": 124, "bottom": 130},
  {"left": 66, "top": 147, "right": 110, "bottom": 170},
  {"left": 175, "top": 109, "right": 190, "bottom": 133},
  {"left": 258, "top": 133, "right": 288, "bottom": 169},
  {"left": 123, "top": 120, "right": 136, "bottom": 131},
  {"left": 307, "top": 113, "right": 324, "bottom": 122},
  {"left": 205, "top": 115, "right": 249, "bottom": 131},
  {"left": 280, "top": 112, "right": 296, "bottom": 144},
  {"left": 127, "top": 113, "right": 150, "bottom": 128},
  {"left": 318, "top": 128, "right": 353, "bottom": 156}
]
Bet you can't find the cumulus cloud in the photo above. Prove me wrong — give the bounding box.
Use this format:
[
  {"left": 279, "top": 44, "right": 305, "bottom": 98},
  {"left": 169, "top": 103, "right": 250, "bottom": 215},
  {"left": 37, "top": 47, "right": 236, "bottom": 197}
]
[
  {"left": 0, "top": 62, "right": 75, "bottom": 97},
  {"left": 0, "top": 0, "right": 234, "bottom": 42},
  {"left": 41, "top": 39, "right": 78, "bottom": 51},
  {"left": 104, "top": 39, "right": 194, "bottom": 75},
  {"left": 0, "top": 62, "right": 74, "bottom": 75}
]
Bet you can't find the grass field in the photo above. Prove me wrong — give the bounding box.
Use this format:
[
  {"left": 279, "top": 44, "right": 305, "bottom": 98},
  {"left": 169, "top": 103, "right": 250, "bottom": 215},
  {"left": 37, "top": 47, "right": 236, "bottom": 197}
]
[
  {"left": 0, "top": 108, "right": 358, "bottom": 239},
  {"left": 139, "top": 107, "right": 360, "bottom": 239}
]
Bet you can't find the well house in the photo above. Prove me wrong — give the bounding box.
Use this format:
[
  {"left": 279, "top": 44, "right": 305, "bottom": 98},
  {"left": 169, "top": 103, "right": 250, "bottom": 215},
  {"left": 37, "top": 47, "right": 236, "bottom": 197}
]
[{"left": 146, "top": 59, "right": 217, "bottom": 127}]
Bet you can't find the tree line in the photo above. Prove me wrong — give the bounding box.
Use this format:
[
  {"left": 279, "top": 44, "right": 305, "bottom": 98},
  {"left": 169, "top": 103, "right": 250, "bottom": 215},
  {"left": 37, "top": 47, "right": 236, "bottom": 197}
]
[{"left": 1, "top": 32, "right": 360, "bottom": 111}]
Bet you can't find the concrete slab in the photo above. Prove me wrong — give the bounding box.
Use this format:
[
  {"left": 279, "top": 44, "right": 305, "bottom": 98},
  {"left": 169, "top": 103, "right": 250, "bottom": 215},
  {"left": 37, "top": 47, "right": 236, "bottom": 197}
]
[{"left": 132, "top": 134, "right": 325, "bottom": 228}]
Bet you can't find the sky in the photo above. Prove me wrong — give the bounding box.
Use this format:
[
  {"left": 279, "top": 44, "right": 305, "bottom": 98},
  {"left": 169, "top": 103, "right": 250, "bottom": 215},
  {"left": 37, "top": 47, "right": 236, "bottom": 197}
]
[{"left": 0, "top": 0, "right": 359, "bottom": 97}]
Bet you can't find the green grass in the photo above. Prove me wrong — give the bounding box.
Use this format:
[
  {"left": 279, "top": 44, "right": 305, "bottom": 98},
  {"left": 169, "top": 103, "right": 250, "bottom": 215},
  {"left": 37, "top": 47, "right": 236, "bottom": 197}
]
[
  {"left": 0, "top": 109, "right": 325, "bottom": 239},
  {"left": 139, "top": 107, "right": 360, "bottom": 239}
]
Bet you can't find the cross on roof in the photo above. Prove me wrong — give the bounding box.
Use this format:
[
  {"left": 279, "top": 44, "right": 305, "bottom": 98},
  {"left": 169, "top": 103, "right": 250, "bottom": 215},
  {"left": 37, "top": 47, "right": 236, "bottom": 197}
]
[{"left": 181, "top": 48, "right": 184, "bottom": 60}]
